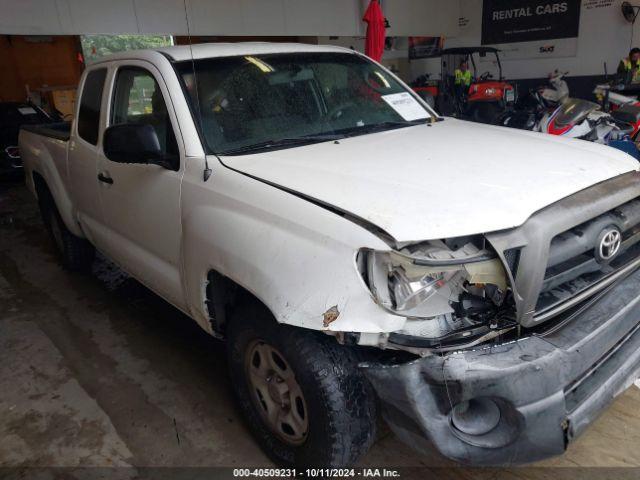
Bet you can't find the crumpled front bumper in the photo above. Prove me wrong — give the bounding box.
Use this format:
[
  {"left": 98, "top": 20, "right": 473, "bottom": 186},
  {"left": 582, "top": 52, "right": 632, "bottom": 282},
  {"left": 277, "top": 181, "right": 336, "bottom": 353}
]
[{"left": 360, "top": 267, "right": 640, "bottom": 466}]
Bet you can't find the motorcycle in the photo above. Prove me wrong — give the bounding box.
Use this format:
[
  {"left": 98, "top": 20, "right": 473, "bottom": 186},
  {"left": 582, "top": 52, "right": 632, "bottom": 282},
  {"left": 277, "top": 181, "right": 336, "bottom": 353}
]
[
  {"left": 502, "top": 71, "right": 640, "bottom": 160},
  {"left": 500, "top": 70, "right": 568, "bottom": 131},
  {"left": 593, "top": 83, "right": 640, "bottom": 139},
  {"left": 538, "top": 97, "right": 633, "bottom": 143}
]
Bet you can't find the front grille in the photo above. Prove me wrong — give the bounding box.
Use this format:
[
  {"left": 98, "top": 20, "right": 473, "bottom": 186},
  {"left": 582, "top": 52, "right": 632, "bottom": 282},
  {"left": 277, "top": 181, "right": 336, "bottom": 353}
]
[
  {"left": 486, "top": 172, "right": 640, "bottom": 327},
  {"left": 535, "top": 197, "right": 640, "bottom": 317},
  {"left": 503, "top": 247, "right": 521, "bottom": 276}
]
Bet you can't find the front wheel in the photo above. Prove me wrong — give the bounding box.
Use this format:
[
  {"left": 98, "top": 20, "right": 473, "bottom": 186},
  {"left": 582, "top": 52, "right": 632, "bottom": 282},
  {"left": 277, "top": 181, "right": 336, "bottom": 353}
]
[{"left": 226, "top": 303, "right": 377, "bottom": 468}]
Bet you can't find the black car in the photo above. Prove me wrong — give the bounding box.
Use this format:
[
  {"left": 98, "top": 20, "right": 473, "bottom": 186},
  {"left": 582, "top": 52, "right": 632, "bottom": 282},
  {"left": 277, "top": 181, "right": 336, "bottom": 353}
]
[{"left": 1, "top": 102, "right": 55, "bottom": 177}]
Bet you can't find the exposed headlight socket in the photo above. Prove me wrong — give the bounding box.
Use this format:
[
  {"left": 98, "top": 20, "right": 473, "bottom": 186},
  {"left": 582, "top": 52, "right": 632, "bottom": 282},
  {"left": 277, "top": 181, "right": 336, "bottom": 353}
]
[{"left": 358, "top": 240, "right": 511, "bottom": 347}]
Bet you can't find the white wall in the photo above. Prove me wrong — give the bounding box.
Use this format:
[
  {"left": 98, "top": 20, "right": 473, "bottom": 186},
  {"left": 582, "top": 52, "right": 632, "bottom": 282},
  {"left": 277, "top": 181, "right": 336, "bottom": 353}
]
[
  {"left": 0, "top": 0, "right": 460, "bottom": 37},
  {"left": 410, "top": 0, "right": 637, "bottom": 81},
  {"left": 383, "top": 0, "right": 459, "bottom": 37},
  {"left": 0, "top": 0, "right": 360, "bottom": 35}
]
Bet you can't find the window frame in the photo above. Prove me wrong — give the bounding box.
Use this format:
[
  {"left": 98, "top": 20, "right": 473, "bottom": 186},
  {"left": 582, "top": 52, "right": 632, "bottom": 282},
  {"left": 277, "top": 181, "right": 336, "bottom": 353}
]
[
  {"left": 76, "top": 67, "right": 108, "bottom": 146},
  {"left": 105, "top": 61, "right": 184, "bottom": 171},
  {"left": 110, "top": 66, "right": 162, "bottom": 124}
]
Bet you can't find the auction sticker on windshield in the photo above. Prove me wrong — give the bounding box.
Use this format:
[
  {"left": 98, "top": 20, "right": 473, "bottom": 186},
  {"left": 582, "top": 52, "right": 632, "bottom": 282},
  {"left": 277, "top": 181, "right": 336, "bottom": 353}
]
[{"left": 381, "top": 92, "right": 429, "bottom": 121}]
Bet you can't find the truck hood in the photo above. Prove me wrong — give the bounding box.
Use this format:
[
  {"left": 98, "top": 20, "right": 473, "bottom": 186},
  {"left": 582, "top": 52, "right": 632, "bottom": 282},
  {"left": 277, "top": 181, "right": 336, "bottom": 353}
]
[{"left": 221, "top": 119, "right": 639, "bottom": 243}]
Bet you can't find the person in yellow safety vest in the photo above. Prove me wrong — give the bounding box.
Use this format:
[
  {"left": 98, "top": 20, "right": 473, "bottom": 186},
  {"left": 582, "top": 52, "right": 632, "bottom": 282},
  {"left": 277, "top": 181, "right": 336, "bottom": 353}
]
[
  {"left": 454, "top": 60, "right": 472, "bottom": 107},
  {"left": 455, "top": 61, "right": 472, "bottom": 87},
  {"left": 617, "top": 48, "right": 640, "bottom": 84}
]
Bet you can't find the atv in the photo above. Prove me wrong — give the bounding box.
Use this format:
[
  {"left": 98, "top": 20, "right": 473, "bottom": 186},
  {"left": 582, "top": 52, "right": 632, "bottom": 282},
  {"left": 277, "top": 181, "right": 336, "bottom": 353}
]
[{"left": 412, "top": 47, "right": 516, "bottom": 124}]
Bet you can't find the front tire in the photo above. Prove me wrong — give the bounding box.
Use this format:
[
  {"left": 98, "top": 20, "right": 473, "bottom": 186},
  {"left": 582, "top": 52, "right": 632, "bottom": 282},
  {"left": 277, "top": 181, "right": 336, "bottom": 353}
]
[{"left": 227, "top": 302, "right": 377, "bottom": 468}]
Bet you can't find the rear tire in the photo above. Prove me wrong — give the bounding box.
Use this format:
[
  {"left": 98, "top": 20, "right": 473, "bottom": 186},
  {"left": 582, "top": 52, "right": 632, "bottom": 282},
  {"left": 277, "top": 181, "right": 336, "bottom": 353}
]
[
  {"left": 38, "top": 190, "right": 94, "bottom": 272},
  {"left": 226, "top": 302, "right": 377, "bottom": 468}
]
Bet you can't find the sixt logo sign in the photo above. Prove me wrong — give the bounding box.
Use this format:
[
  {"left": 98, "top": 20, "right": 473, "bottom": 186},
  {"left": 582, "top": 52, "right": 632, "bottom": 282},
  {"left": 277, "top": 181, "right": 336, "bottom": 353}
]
[{"left": 540, "top": 45, "right": 556, "bottom": 53}]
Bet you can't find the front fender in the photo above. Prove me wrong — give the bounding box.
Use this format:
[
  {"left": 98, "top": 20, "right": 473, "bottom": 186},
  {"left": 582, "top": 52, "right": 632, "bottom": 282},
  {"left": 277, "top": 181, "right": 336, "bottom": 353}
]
[{"left": 180, "top": 161, "right": 404, "bottom": 335}]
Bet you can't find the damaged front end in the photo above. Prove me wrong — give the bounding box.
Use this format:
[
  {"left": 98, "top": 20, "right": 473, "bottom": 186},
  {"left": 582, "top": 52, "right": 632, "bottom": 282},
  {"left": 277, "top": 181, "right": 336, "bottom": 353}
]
[
  {"left": 359, "top": 267, "right": 640, "bottom": 464},
  {"left": 357, "top": 235, "right": 517, "bottom": 353},
  {"left": 353, "top": 173, "right": 640, "bottom": 465}
]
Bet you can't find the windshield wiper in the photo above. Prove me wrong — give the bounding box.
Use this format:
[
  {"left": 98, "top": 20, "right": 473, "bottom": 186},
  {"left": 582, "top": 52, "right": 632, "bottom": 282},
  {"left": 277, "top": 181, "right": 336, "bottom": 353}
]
[
  {"left": 220, "top": 134, "right": 345, "bottom": 155},
  {"left": 218, "top": 120, "right": 435, "bottom": 155},
  {"left": 337, "top": 119, "right": 431, "bottom": 137}
]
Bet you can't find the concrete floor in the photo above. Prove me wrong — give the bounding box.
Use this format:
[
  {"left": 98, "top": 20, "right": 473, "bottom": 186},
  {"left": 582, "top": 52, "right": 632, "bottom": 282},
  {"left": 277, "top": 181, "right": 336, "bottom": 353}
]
[{"left": 2, "top": 180, "right": 640, "bottom": 478}]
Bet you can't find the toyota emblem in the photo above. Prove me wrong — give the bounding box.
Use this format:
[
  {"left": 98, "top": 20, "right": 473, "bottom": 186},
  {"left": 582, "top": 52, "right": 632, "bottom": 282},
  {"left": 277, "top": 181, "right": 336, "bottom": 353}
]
[{"left": 595, "top": 227, "right": 622, "bottom": 263}]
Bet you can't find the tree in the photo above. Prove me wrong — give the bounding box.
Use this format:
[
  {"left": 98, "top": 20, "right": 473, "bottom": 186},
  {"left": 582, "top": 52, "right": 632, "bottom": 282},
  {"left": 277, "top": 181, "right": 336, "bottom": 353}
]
[{"left": 81, "top": 35, "right": 173, "bottom": 63}]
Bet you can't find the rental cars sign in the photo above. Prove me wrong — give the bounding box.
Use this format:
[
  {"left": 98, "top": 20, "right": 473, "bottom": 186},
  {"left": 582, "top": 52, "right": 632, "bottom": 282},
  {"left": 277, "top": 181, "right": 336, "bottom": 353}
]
[
  {"left": 481, "top": 0, "right": 581, "bottom": 58},
  {"left": 482, "top": 0, "right": 581, "bottom": 44}
]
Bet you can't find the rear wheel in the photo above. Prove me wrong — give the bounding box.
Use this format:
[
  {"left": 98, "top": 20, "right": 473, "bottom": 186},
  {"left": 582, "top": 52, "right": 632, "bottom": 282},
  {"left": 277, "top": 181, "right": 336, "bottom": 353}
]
[
  {"left": 38, "top": 189, "right": 94, "bottom": 272},
  {"left": 227, "top": 302, "right": 377, "bottom": 468}
]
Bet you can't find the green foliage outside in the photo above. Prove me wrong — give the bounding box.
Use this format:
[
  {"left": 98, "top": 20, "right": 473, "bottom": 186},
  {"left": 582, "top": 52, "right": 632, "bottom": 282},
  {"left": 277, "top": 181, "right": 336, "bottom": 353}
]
[{"left": 80, "top": 35, "right": 173, "bottom": 63}]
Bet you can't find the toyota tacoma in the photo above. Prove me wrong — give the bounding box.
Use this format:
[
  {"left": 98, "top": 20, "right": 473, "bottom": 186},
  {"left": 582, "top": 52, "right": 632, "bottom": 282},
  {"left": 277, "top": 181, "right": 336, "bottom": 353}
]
[{"left": 19, "top": 43, "right": 640, "bottom": 467}]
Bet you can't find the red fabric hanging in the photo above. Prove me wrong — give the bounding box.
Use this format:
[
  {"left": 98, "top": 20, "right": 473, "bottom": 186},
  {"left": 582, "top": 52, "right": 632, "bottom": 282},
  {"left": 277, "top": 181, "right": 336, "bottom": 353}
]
[{"left": 363, "top": 0, "right": 385, "bottom": 62}]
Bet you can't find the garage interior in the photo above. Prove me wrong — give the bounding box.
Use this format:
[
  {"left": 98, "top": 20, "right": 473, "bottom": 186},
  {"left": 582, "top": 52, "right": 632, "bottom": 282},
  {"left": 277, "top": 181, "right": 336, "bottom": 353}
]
[{"left": 3, "top": 0, "right": 640, "bottom": 478}]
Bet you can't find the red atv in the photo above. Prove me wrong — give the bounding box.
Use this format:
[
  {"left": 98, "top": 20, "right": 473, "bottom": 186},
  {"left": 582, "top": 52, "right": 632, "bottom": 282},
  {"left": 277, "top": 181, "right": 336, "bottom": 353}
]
[{"left": 412, "top": 47, "right": 516, "bottom": 124}]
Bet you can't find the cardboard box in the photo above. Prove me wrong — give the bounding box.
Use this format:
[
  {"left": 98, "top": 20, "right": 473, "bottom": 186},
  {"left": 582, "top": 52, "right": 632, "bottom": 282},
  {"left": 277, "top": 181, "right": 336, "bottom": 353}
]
[{"left": 51, "top": 88, "right": 76, "bottom": 120}]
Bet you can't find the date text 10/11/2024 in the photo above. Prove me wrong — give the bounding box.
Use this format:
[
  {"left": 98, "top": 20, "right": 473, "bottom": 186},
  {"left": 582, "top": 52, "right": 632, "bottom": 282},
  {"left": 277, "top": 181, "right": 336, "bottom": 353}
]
[{"left": 232, "top": 468, "right": 401, "bottom": 478}]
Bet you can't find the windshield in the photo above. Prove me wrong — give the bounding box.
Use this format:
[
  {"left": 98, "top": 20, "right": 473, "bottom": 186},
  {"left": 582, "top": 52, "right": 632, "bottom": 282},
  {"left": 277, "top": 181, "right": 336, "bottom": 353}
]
[
  {"left": 554, "top": 99, "right": 600, "bottom": 127},
  {"left": 175, "top": 52, "right": 434, "bottom": 155}
]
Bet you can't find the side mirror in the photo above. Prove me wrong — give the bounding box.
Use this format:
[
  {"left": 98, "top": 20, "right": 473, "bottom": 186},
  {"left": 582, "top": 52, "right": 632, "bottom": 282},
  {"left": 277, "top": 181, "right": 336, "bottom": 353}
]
[{"left": 103, "top": 123, "right": 174, "bottom": 169}]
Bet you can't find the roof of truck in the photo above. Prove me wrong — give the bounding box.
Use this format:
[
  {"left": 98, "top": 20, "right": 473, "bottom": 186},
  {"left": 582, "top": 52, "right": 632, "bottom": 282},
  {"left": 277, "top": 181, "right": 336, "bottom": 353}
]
[
  {"left": 156, "top": 42, "right": 354, "bottom": 62},
  {"left": 88, "top": 42, "right": 356, "bottom": 66}
]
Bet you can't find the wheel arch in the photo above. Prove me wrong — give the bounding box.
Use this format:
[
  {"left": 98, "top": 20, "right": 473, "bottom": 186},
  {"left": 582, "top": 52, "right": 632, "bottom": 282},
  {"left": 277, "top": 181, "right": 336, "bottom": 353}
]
[
  {"left": 204, "top": 268, "right": 277, "bottom": 338},
  {"left": 31, "top": 169, "right": 83, "bottom": 237}
]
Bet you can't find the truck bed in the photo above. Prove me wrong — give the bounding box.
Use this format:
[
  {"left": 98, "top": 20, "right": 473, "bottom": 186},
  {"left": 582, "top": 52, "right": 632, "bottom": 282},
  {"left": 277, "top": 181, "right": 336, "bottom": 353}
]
[
  {"left": 19, "top": 123, "right": 72, "bottom": 218},
  {"left": 21, "top": 122, "right": 71, "bottom": 142}
]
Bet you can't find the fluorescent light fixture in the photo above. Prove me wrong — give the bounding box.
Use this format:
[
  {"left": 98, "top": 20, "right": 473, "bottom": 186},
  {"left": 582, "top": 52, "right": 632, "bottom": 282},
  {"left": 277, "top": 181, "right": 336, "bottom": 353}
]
[
  {"left": 244, "top": 56, "right": 274, "bottom": 73},
  {"left": 373, "top": 71, "right": 390, "bottom": 88}
]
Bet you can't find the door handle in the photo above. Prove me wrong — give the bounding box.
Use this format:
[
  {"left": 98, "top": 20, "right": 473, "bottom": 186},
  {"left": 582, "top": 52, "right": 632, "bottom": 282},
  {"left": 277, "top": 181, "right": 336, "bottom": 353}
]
[{"left": 97, "top": 173, "right": 114, "bottom": 185}]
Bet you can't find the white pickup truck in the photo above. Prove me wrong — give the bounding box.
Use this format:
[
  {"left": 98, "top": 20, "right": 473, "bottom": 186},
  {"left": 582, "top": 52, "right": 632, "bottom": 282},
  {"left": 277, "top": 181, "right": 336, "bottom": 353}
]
[{"left": 20, "top": 43, "right": 640, "bottom": 468}]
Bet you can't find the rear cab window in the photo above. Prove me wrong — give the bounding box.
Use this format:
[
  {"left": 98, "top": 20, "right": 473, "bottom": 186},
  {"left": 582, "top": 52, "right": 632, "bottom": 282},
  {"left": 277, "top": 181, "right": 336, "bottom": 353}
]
[{"left": 77, "top": 68, "right": 107, "bottom": 145}]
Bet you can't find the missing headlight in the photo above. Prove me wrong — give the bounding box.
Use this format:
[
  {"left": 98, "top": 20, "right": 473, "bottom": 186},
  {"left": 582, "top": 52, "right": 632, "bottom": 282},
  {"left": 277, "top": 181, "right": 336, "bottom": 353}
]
[{"left": 359, "top": 237, "right": 512, "bottom": 345}]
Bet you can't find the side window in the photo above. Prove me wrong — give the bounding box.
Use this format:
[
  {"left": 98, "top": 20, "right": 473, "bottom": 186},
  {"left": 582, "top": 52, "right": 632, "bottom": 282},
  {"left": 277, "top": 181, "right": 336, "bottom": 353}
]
[
  {"left": 77, "top": 68, "right": 107, "bottom": 145},
  {"left": 111, "top": 67, "right": 179, "bottom": 163}
]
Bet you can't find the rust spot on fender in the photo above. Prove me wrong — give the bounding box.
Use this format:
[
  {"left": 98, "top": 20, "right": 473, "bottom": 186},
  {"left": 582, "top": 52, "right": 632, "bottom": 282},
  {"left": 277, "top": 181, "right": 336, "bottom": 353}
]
[{"left": 323, "top": 305, "right": 340, "bottom": 328}]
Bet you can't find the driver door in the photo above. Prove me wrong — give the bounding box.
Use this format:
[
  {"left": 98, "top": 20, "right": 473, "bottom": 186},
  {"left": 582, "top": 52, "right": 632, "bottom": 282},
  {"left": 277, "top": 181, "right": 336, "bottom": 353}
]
[{"left": 96, "top": 61, "right": 186, "bottom": 309}]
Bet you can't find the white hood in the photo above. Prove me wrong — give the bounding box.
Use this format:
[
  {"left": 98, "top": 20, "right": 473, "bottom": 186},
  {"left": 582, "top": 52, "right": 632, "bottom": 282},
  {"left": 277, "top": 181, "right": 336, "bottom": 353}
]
[{"left": 222, "top": 119, "right": 639, "bottom": 242}]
